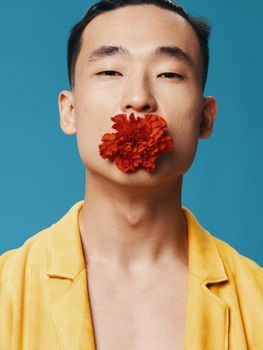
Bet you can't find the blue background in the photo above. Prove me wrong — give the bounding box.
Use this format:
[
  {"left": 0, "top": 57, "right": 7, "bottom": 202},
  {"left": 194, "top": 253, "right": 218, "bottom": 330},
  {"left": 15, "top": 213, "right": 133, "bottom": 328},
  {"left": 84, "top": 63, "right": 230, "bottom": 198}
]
[{"left": 0, "top": 0, "right": 262, "bottom": 266}]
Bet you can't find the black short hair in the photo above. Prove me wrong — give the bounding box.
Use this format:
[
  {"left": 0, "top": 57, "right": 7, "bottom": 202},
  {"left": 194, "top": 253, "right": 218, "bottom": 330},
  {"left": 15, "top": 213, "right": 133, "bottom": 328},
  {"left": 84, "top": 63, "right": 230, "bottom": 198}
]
[{"left": 67, "top": 0, "right": 211, "bottom": 92}]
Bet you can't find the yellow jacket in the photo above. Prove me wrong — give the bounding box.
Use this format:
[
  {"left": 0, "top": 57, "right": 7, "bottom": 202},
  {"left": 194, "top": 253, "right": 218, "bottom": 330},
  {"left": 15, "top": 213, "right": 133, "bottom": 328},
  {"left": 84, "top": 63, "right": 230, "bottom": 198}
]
[{"left": 0, "top": 200, "right": 262, "bottom": 349}]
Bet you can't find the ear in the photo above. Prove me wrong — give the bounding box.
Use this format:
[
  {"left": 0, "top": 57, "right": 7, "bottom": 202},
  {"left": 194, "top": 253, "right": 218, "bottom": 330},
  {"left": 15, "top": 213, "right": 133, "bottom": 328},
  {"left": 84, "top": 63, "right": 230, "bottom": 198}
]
[
  {"left": 58, "top": 90, "right": 76, "bottom": 135},
  {"left": 199, "top": 96, "right": 217, "bottom": 139}
]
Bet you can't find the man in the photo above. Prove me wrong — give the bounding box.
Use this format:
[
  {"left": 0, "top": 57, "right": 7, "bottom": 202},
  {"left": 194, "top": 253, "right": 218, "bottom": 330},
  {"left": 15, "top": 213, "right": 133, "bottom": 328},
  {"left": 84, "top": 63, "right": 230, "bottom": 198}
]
[{"left": 0, "top": 0, "right": 262, "bottom": 349}]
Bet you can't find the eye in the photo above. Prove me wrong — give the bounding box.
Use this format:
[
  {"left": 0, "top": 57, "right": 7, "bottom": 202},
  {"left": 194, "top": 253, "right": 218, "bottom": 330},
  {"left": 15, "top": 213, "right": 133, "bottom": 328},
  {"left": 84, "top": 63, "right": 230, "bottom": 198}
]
[
  {"left": 95, "top": 71, "right": 184, "bottom": 79},
  {"left": 158, "top": 72, "right": 184, "bottom": 79},
  {"left": 96, "top": 70, "right": 121, "bottom": 76}
]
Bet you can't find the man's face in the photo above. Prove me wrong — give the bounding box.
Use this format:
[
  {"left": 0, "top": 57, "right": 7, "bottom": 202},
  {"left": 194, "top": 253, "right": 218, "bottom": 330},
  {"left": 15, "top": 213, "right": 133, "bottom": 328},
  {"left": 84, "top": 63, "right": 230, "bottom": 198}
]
[{"left": 59, "top": 4, "right": 216, "bottom": 186}]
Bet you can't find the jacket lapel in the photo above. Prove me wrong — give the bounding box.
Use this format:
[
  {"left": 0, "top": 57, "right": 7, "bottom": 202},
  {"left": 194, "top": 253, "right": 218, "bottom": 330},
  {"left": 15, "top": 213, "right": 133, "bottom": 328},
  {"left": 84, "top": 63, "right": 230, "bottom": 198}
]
[
  {"left": 46, "top": 201, "right": 230, "bottom": 350},
  {"left": 46, "top": 201, "right": 96, "bottom": 350},
  {"left": 183, "top": 207, "right": 230, "bottom": 350}
]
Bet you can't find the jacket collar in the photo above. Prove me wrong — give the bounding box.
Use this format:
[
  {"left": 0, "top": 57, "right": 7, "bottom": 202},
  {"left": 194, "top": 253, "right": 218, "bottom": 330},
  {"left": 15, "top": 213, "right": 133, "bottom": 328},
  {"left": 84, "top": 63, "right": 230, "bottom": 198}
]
[
  {"left": 47, "top": 200, "right": 228, "bottom": 285},
  {"left": 182, "top": 206, "right": 228, "bottom": 284},
  {"left": 46, "top": 200, "right": 230, "bottom": 350},
  {"left": 182, "top": 206, "right": 229, "bottom": 350},
  {"left": 47, "top": 200, "right": 96, "bottom": 350},
  {"left": 47, "top": 200, "right": 86, "bottom": 280}
]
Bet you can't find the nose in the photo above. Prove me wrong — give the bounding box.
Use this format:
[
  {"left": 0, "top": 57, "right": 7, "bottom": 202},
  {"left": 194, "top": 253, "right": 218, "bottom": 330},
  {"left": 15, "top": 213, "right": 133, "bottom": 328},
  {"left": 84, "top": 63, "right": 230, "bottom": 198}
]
[{"left": 120, "top": 73, "right": 157, "bottom": 115}]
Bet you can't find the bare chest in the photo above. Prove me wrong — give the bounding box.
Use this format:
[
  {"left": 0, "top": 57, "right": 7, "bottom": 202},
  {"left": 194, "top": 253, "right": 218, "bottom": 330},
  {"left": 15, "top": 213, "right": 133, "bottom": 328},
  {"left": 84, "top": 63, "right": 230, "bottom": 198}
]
[{"left": 86, "top": 265, "right": 188, "bottom": 350}]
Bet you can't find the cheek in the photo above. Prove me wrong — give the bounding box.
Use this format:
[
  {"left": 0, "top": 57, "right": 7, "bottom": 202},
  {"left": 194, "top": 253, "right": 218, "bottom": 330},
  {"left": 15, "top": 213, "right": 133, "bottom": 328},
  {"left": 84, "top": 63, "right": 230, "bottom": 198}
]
[
  {"left": 74, "top": 90, "right": 104, "bottom": 140},
  {"left": 174, "top": 122, "right": 199, "bottom": 167},
  {"left": 170, "top": 92, "right": 201, "bottom": 142},
  {"left": 168, "top": 97, "right": 202, "bottom": 172},
  {"left": 74, "top": 109, "right": 117, "bottom": 170},
  {"left": 73, "top": 104, "right": 100, "bottom": 164},
  {"left": 75, "top": 123, "right": 96, "bottom": 169}
]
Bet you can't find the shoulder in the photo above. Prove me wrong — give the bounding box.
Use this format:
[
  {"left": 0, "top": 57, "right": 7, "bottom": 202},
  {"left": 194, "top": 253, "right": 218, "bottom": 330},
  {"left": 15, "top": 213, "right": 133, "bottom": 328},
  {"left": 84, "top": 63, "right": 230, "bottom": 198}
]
[
  {"left": 0, "top": 225, "right": 56, "bottom": 346},
  {"left": 211, "top": 234, "right": 263, "bottom": 289},
  {"left": 0, "top": 225, "right": 53, "bottom": 284},
  {"left": 0, "top": 199, "right": 84, "bottom": 284}
]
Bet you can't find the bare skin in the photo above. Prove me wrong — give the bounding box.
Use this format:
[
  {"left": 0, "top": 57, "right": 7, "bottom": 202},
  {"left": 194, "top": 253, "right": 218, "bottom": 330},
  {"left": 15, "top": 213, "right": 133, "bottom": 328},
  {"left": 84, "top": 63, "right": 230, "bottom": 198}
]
[{"left": 59, "top": 4, "right": 217, "bottom": 349}]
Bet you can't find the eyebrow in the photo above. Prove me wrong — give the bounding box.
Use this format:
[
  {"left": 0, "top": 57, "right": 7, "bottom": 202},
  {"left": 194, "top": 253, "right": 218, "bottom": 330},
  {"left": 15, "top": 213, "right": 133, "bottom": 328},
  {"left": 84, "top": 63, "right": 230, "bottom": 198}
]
[{"left": 87, "top": 45, "right": 195, "bottom": 69}]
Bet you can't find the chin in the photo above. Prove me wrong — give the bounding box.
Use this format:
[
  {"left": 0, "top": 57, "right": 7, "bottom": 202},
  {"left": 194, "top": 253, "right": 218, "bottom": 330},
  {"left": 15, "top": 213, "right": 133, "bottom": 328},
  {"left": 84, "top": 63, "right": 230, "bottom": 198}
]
[
  {"left": 106, "top": 158, "right": 179, "bottom": 188},
  {"left": 85, "top": 153, "right": 181, "bottom": 187}
]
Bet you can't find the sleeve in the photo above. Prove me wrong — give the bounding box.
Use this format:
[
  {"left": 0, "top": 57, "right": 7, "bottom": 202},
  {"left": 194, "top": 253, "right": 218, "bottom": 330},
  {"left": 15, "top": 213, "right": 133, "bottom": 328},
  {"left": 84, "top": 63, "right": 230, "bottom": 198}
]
[
  {"left": 0, "top": 251, "right": 16, "bottom": 348},
  {"left": 0, "top": 249, "right": 25, "bottom": 349},
  {"left": 237, "top": 255, "right": 263, "bottom": 348}
]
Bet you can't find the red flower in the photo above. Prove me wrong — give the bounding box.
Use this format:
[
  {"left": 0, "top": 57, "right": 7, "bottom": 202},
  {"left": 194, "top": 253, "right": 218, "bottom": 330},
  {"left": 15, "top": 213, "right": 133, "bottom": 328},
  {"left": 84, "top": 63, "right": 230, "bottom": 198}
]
[{"left": 98, "top": 112, "right": 174, "bottom": 173}]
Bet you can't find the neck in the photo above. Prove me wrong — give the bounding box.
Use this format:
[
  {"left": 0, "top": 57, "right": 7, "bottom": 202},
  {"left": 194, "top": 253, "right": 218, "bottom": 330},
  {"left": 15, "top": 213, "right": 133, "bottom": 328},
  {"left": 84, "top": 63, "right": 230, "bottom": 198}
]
[{"left": 79, "top": 171, "right": 188, "bottom": 275}]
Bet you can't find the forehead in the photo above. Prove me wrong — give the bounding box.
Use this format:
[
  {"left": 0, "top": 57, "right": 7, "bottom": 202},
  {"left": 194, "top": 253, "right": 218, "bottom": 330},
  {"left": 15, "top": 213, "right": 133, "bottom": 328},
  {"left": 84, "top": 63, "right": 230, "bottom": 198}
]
[{"left": 79, "top": 4, "right": 202, "bottom": 70}]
